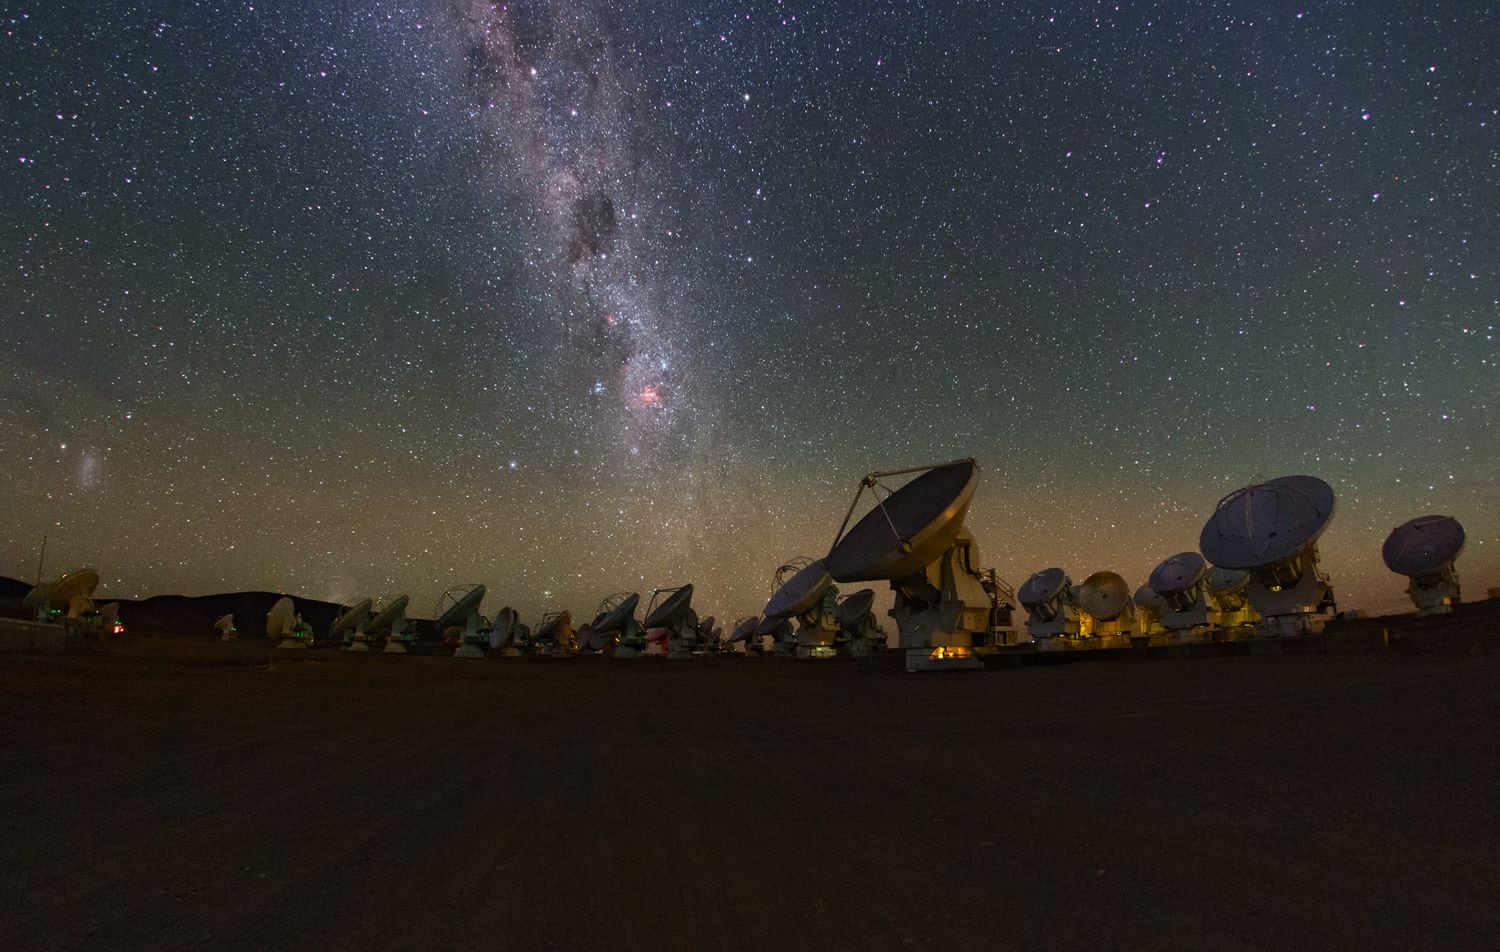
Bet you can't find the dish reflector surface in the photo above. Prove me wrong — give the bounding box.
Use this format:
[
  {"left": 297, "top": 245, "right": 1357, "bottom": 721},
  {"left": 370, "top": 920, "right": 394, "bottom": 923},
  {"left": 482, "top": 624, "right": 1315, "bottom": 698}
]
[
  {"left": 1018, "top": 567, "right": 1068, "bottom": 608},
  {"left": 1133, "top": 584, "right": 1167, "bottom": 612},
  {"left": 367, "top": 595, "right": 410, "bottom": 631},
  {"left": 1199, "top": 475, "right": 1335, "bottom": 570},
  {"left": 764, "top": 559, "right": 833, "bottom": 619},
  {"left": 331, "top": 598, "right": 372, "bottom": 636},
  {"left": 729, "top": 616, "right": 759, "bottom": 643},
  {"left": 836, "top": 589, "right": 876, "bottom": 627},
  {"left": 533, "top": 610, "right": 571, "bottom": 641},
  {"left": 595, "top": 593, "right": 640, "bottom": 634},
  {"left": 266, "top": 597, "right": 296, "bottom": 637},
  {"left": 645, "top": 585, "right": 693, "bottom": 628},
  {"left": 1149, "top": 552, "right": 1207, "bottom": 596},
  {"left": 1382, "top": 515, "right": 1465, "bottom": 576},
  {"left": 1077, "top": 571, "right": 1131, "bottom": 621},
  {"left": 434, "top": 585, "right": 486, "bottom": 632},
  {"left": 1206, "top": 566, "right": 1249, "bottom": 595},
  {"left": 827, "top": 460, "right": 979, "bottom": 582}
]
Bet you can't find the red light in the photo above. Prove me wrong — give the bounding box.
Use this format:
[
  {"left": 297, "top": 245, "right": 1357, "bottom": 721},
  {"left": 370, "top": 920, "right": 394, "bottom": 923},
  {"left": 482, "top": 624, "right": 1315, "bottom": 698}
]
[{"left": 640, "top": 385, "right": 662, "bottom": 406}]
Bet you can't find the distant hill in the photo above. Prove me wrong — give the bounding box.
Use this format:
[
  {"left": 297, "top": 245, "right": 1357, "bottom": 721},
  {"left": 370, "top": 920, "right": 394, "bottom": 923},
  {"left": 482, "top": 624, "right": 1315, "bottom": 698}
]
[{"left": 0, "top": 577, "right": 436, "bottom": 641}]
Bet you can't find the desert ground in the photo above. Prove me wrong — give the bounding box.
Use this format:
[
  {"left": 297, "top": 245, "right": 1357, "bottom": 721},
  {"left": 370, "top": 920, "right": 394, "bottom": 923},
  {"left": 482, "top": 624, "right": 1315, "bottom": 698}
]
[{"left": 3, "top": 642, "right": 1498, "bottom": 951}]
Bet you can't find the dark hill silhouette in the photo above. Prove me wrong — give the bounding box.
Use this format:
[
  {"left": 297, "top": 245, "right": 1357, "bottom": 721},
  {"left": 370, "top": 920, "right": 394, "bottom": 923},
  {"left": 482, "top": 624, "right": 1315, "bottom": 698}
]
[{"left": 0, "top": 577, "right": 436, "bottom": 641}]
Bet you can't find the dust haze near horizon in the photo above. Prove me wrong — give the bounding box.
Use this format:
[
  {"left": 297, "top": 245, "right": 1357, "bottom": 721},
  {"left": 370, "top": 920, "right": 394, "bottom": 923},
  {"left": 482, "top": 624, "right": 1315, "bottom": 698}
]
[{"left": 3, "top": 1, "right": 1497, "bottom": 621}]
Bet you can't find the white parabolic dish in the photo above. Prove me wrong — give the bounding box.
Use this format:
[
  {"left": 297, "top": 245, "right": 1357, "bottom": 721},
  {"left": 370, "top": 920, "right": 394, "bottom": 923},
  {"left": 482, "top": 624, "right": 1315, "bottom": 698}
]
[
  {"left": 1199, "top": 475, "right": 1335, "bottom": 570},
  {"left": 645, "top": 585, "right": 693, "bottom": 628},
  {"left": 1077, "top": 571, "right": 1131, "bottom": 621},
  {"left": 1149, "top": 552, "right": 1207, "bottom": 596},
  {"left": 266, "top": 597, "right": 296, "bottom": 637},
  {"left": 1133, "top": 584, "right": 1167, "bottom": 612},
  {"left": 729, "top": 616, "right": 759, "bottom": 644},
  {"left": 434, "top": 585, "right": 485, "bottom": 632},
  {"left": 595, "top": 593, "right": 640, "bottom": 634},
  {"left": 827, "top": 459, "right": 979, "bottom": 582},
  {"left": 368, "top": 595, "right": 410, "bottom": 631},
  {"left": 1018, "top": 567, "right": 1068, "bottom": 608},
  {"left": 764, "top": 559, "right": 833, "bottom": 620},
  {"left": 836, "top": 589, "right": 876, "bottom": 627},
  {"left": 1382, "top": 515, "right": 1465, "bottom": 576}
]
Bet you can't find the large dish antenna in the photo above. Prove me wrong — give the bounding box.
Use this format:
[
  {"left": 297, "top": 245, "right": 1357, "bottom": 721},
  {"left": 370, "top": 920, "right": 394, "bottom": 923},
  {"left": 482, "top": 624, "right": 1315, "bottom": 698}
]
[
  {"left": 434, "top": 585, "right": 486, "bottom": 633},
  {"left": 596, "top": 592, "right": 640, "bottom": 634},
  {"left": 435, "top": 584, "right": 488, "bottom": 658},
  {"left": 645, "top": 584, "right": 693, "bottom": 628},
  {"left": 371, "top": 595, "right": 416, "bottom": 653},
  {"left": 25, "top": 567, "right": 100, "bottom": 620},
  {"left": 764, "top": 559, "right": 833, "bottom": 620},
  {"left": 826, "top": 459, "right": 979, "bottom": 582},
  {"left": 1206, "top": 566, "right": 1249, "bottom": 597},
  {"left": 1199, "top": 475, "right": 1337, "bottom": 635},
  {"left": 331, "top": 599, "right": 372, "bottom": 638},
  {"left": 266, "top": 597, "right": 296, "bottom": 638},
  {"left": 1149, "top": 552, "right": 1208, "bottom": 597},
  {"left": 1133, "top": 584, "right": 1166, "bottom": 613},
  {"left": 368, "top": 595, "right": 410, "bottom": 632},
  {"left": 1199, "top": 475, "right": 1335, "bottom": 570},
  {"left": 836, "top": 588, "right": 875, "bottom": 629},
  {"left": 1018, "top": 568, "right": 1068, "bottom": 613},
  {"left": 1075, "top": 571, "right": 1132, "bottom": 623},
  {"left": 1383, "top": 514, "right": 1466, "bottom": 615},
  {"left": 532, "top": 610, "right": 574, "bottom": 654},
  {"left": 1382, "top": 515, "right": 1465, "bottom": 577},
  {"left": 729, "top": 616, "right": 759, "bottom": 645}
]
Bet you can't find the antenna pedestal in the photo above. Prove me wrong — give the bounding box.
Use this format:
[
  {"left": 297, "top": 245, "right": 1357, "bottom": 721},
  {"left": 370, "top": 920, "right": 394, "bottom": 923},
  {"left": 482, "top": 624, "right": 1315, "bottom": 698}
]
[
  {"left": 454, "top": 612, "right": 488, "bottom": 658},
  {"left": 1408, "top": 569, "right": 1461, "bottom": 615},
  {"left": 793, "top": 587, "right": 841, "bottom": 659},
  {"left": 762, "top": 619, "right": 795, "bottom": 657},
  {"left": 1159, "top": 603, "right": 1209, "bottom": 643},
  {"left": 667, "top": 619, "right": 698, "bottom": 659},
  {"left": 613, "top": 620, "right": 646, "bottom": 658},
  {"left": 278, "top": 620, "right": 313, "bottom": 650},
  {"left": 343, "top": 619, "right": 372, "bottom": 651},
  {"left": 886, "top": 537, "right": 994, "bottom": 671},
  {"left": 383, "top": 625, "right": 416, "bottom": 653},
  {"left": 1246, "top": 564, "right": 1334, "bottom": 636}
]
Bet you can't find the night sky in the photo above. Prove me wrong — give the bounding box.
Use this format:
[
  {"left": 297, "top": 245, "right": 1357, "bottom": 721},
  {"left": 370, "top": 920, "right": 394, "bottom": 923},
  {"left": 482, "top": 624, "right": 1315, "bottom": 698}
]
[{"left": 3, "top": 1, "right": 1496, "bottom": 624}]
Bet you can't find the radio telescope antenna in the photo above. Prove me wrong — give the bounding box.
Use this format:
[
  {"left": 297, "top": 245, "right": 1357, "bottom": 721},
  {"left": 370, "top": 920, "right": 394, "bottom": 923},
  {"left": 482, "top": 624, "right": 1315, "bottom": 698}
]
[
  {"left": 595, "top": 592, "right": 645, "bottom": 657},
  {"left": 368, "top": 595, "right": 415, "bottom": 653},
  {"left": 332, "top": 598, "right": 373, "bottom": 651},
  {"left": 1383, "top": 515, "right": 1465, "bottom": 615},
  {"left": 728, "top": 615, "right": 762, "bottom": 654},
  {"left": 1200, "top": 475, "right": 1337, "bottom": 636},
  {"left": 266, "top": 597, "right": 309, "bottom": 649},
  {"left": 435, "top": 584, "right": 488, "bottom": 658},
  {"left": 826, "top": 459, "right": 991, "bottom": 671},
  {"left": 762, "top": 558, "right": 839, "bottom": 659},
  {"left": 490, "top": 606, "right": 531, "bottom": 657},
  {"left": 1147, "top": 552, "right": 1212, "bottom": 642},
  {"left": 24, "top": 567, "right": 100, "bottom": 624},
  {"left": 835, "top": 588, "right": 886, "bottom": 656},
  {"left": 1018, "top": 567, "right": 1079, "bottom": 649},
  {"left": 1074, "top": 571, "right": 1138, "bottom": 644},
  {"left": 531, "top": 610, "right": 576, "bottom": 656},
  {"left": 645, "top": 585, "right": 697, "bottom": 659},
  {"left": 1133, "top": 584, "right": 1167, "bottom": 639}
]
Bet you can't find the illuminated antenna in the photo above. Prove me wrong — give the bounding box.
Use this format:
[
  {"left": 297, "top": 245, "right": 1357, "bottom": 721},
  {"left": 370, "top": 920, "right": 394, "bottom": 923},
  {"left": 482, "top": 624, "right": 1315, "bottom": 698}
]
[
  {"left": 1382, "top": 515, "right": 1465, "bottom": 616},
  {"left": 1200, "top": 475, "right": 1337, "bottom": 636}
]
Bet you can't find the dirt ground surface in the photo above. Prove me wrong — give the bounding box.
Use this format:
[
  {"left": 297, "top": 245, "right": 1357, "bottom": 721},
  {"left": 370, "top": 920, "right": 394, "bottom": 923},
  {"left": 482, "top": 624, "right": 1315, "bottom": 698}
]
[{"left": 3, "top": 645, "right": 1498, "bottom": 951}]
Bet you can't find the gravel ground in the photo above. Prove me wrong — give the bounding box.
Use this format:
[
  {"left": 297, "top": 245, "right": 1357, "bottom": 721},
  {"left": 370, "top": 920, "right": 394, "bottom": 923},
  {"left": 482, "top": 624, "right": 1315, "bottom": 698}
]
[{"left": 3, "top": 646, "right": 1498, "bottom": 951}]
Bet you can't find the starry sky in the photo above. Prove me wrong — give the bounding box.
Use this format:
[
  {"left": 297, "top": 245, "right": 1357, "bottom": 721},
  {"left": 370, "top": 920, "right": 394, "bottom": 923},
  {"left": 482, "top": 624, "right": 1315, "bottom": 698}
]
[{"left": 3, "top": 0, "right": 1496, "bottom": 624}]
